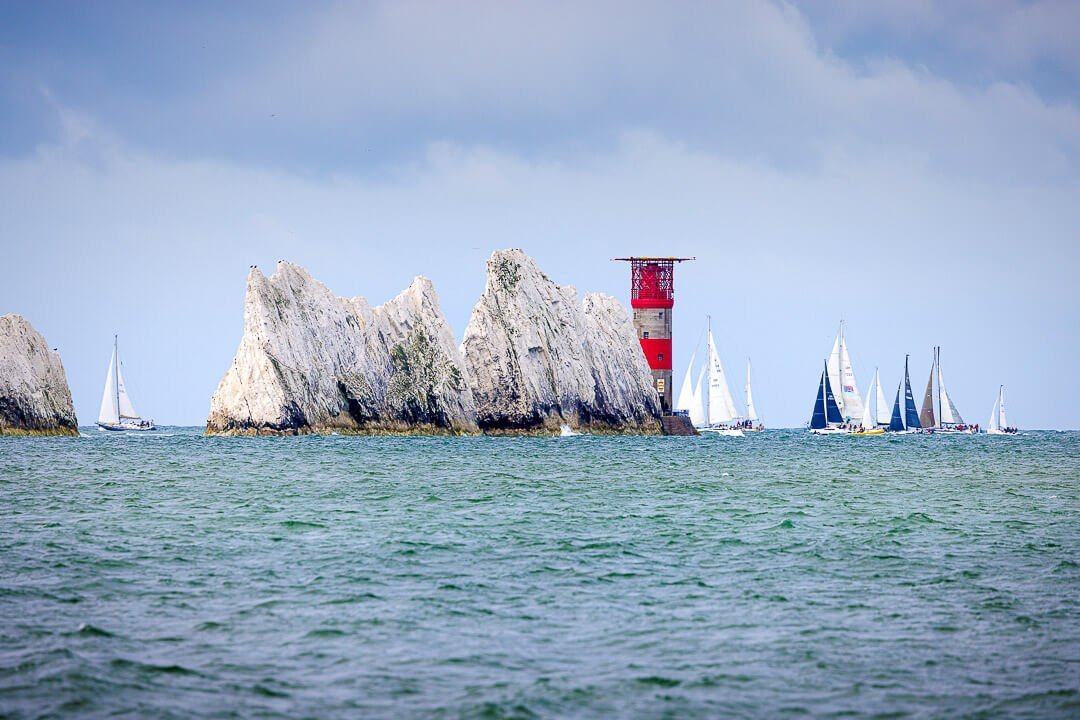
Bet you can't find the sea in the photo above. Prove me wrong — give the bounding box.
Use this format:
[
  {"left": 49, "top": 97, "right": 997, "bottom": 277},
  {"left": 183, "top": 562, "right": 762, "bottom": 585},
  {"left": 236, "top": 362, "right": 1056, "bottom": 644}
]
[{"left": 1, "top": 428, "right": 1077, "bottom": 719}]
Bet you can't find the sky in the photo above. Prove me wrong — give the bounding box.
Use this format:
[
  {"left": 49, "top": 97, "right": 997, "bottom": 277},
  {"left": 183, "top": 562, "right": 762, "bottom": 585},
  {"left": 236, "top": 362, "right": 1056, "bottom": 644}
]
[{"left": 1, "top": 0, "right": 1077, "bottom": 428}]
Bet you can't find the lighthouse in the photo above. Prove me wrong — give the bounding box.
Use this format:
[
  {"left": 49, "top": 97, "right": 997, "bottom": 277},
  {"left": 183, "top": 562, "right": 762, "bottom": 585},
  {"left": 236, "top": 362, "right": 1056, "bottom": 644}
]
[{"left": 613, "top": 257, "right": 694, "bottom": 413}]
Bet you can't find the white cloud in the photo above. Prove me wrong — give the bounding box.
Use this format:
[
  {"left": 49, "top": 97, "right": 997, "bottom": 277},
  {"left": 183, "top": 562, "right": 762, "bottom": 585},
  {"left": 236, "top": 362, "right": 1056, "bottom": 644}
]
[
  {"left": 2, "top": 100, "right": 1076, "bottom": 426},
  {"left": 186, "top": 0, "right": 1079, "bottom": 184},
  {"left": 1, "top": 1, "right": 1077, "bottom": 427}
]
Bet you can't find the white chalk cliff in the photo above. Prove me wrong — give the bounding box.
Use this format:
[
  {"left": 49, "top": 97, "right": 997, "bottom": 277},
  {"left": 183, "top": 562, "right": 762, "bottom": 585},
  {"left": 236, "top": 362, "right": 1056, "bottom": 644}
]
[
  {"left": 206, "top": 262, "right": 477, "bottom": 435},
  {"left": 207, "top": 252, "right": 661, "bottom": 436},
  {"left": 0, "top": 314, "right": 78, "bottom": 436},
  {"left": 462, "top": 250, "right": 662, "bottom": 434}
]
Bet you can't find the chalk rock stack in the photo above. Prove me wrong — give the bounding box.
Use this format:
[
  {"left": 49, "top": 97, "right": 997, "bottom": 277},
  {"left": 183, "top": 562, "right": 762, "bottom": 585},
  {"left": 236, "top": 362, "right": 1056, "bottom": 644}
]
[
  {"left": 206, "top": 263, "right": 477, "bottom": 435},
  {"left": 206, "top": 251, "right": 661, "bottom": 436},
  {"left": 462, "top": 249, "right": 661, "bottom": 434},
  {"left": 0, "top": 314, "right": 78, "bottom": 436}
]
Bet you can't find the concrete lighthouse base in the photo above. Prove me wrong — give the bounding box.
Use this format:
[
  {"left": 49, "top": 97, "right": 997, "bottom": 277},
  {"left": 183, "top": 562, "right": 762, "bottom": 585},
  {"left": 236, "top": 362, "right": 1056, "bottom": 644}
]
[{"left": 661, "top": 415, "right": 698, "bottom": 436}]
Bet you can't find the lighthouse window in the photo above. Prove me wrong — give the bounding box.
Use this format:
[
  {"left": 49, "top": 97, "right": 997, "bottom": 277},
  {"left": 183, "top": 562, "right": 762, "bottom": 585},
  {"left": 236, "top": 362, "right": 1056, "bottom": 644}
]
[
  {"left": 658, "top": 312, "right": 664, "bottom": 319},
  {"left": 658, "top": 354, "right": 663, "bottom": 361},
  {"left": 642, "top": 331, "right": 649, "bottom": 339}
]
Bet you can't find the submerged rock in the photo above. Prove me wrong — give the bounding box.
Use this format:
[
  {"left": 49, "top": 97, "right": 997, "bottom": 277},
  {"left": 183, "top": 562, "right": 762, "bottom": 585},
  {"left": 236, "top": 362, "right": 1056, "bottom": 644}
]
[
  {"left": 461, "top": 249, "right": 662, "bottom": 434},
  {"left": 0, "top": 314, "right": 78, "bottom": 436},
  {"left": 206, "top": 263, "right": 477, "bottom": 435}
]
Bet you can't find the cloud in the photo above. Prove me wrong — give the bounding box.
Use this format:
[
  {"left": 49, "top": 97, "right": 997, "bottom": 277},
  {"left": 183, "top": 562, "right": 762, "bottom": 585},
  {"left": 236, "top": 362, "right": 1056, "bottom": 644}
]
[
  {"left": 2, "top": 101, "right": 1076, "bottom": 426},
  {"left": 6, "top": 1, "right": 1077, "bottom": 181},
  {"left": 799, "top": 0, "right": 1080, "bottom": 98},
  {"left": 1, "top": 1, "right": 1077, "bottom": 426}
]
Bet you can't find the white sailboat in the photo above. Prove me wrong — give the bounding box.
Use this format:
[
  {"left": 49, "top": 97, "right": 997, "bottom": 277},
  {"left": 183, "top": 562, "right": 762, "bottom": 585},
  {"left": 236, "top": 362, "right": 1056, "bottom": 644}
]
[
  {"left": 698, "top": 318, "right": 743, "bottom": 437},
  {"left": 744, "top": 358, "right": 764, "bottom": 431},
  {"left": 97, "top": 335, "right": 155, "bottom": 432},
  {"left": 850, "top": 369, "right": 885, "bottom": 435},
  {"left": 987, "top": 385, "right": 1018, "bottom": 435},
  {"left": 826, "top": 321, "right": 863, "bottom": 423},
  {"left": 920, "top": 346, "right": 975, "bottom": 434}
]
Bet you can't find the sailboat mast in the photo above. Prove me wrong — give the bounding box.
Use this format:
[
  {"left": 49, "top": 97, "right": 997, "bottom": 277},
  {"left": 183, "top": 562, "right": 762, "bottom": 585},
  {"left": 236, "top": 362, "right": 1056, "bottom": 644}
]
[
  {"left": 936, "top": 347, "right": 942, "bottom": 428},
  {"left": 904, "top": 354, "right": 910, "bottom": 429},
  {"left": 998, "top": 385, "right": 1004, "bottom": 427},
  {"left": 114, "top": 334, "right": 120, "bottom": 422},
  {"left": 705, "top": 315, "right": 711, "bottom": 423}
]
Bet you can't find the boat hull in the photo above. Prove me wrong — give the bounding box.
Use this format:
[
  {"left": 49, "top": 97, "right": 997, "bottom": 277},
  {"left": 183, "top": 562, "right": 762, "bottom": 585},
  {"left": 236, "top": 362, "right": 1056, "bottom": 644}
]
[
  {"left": 809, "top": 427, "right": 847, "bottom": 435},
  {"left": 849, "top": 428, "right": 885, "bottom": 436},
  {"left": 700, "top": 427, "right": 745, "bottom": 437},
  {"left": 96, "top": 422, "right": 156, "bottom": 432}
]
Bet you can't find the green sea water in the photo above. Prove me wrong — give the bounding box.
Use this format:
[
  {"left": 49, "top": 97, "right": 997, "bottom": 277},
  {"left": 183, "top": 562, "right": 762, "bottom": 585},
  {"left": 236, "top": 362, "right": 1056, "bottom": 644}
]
[{"left": 1, "top": 429, "right": 1078, "bottom": 718}]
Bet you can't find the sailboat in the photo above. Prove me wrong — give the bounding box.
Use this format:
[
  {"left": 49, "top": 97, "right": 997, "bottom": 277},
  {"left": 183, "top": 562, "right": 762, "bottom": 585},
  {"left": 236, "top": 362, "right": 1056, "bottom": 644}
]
[
  {"left": 850, "top": 368, "right": 886, "bottom": 435},
  {"left": 919, "top": 347, "right": 976, "bottom": 434},
  {"left": 97, "top": 335, "right": 155, "bottom": 432},
  {"left": 886, "top": 355, "right": 921, "bottom": 433},
  {"left": 698, "top": 318, "right": 744, "bottom": 436},
  {"left": 675, "top": 348, "right": 697, "bottom": 418},
  {"left": 987, "top": 386, "right": 1018, "bottom": 435},
  {"left": 743, "top": 358, "right": 764, "bottom": 431},
  {"left": 826, "top": 321, "right": 864, "bottom": 424},
  {"left": 809, "top": 360, "right": 846, "bottom": 434}
]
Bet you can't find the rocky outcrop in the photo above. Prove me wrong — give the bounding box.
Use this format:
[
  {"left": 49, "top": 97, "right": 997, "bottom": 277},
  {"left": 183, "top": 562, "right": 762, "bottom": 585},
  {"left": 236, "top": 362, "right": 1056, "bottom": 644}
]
[
  {"left": 206, "top": 262, "right": 477, "bottom": 435},
  {"left": 0, "top": 315, "right": 78, "bottom": 436},
  {"left": 207, "top": 252, "right": 662, "bottom": 436},
  {"left": 461, "top": 250, "right": 662, "bottom": 434}
]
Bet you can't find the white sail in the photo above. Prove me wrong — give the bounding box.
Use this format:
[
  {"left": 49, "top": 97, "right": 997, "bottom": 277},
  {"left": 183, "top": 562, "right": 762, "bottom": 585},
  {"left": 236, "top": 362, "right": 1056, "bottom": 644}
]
[
  {"left": 998, "top": 386, "right": 1008, "bottom": 428},
  {"left": 745, "top": 358, "right": 758, "bottom": 422},
  {"left": 116, "top": 363, "right": 139, "bottom": 419},
  {"left": 859, "top": 383, "right": 876, "bottom": 430},
  {"left": 936, "top": 352, "right": 964, "bottom": 425},
  {"left": 874, "top": 369, "right": 890, "bottom": 425},
  {"left": 988, "top": 389, "right": 1001, "bottom": 432},
  {"left": 826, "top": 331, "right": 844, "bottom": 415},
  {"left": 689, "top": 363, "right": 707, "bottom": 427},
  {"left": 675, "top": 350, "right": 697, "bottom": 412},
  {"left": 837, "top": 327, "right": 864, "bottom": 422},
  {"left": 706, "top": 330, "right": 738, "bottom": 425},
  {"left": 98, "top": 347, "right": 120, "bottom": 424}
]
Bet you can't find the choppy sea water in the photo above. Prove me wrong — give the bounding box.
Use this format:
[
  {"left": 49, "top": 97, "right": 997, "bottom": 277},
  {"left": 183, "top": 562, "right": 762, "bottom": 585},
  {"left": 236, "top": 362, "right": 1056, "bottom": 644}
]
[{"left": 1, "top": 429, "right": 1078, "bottom": 719}]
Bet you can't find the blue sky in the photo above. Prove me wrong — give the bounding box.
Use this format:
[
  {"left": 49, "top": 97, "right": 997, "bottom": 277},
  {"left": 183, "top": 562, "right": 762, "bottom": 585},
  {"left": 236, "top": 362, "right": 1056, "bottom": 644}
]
[{"left": 1, "top": 1, "right": 1077, "bottom": 428}]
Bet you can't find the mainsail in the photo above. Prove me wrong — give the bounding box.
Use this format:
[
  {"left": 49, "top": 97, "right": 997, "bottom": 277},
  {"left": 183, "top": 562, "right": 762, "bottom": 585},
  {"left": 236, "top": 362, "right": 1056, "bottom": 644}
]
[
  {"left": 988, "top": 385, "right": 1008, "bottom": 431},
  {"left": 874, "top": 369, "right": 890, "bottom": 425},
  {"left": 903, "top": 355, "right": 921, "bottom": 429},
  {"left": 837, "top": 325, "right": 864, "bottom": 421},
  {"left": 988, "top": 388, "right": 1001, "bottom": 432},
  {"left": 826, "top": 331, "right": 845, "bottom": 416},
  {"left": 745, "top": 358, "right": 758, "bottom": 422},
  {"left": 98, "top": 346, "right": 119, "bottom": 424},
  {"left": 919, "top": 350, "right": 937, "bottom": 429},
  {"left": 706, "top": 329, "right": 739, "bottom": 425}
]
